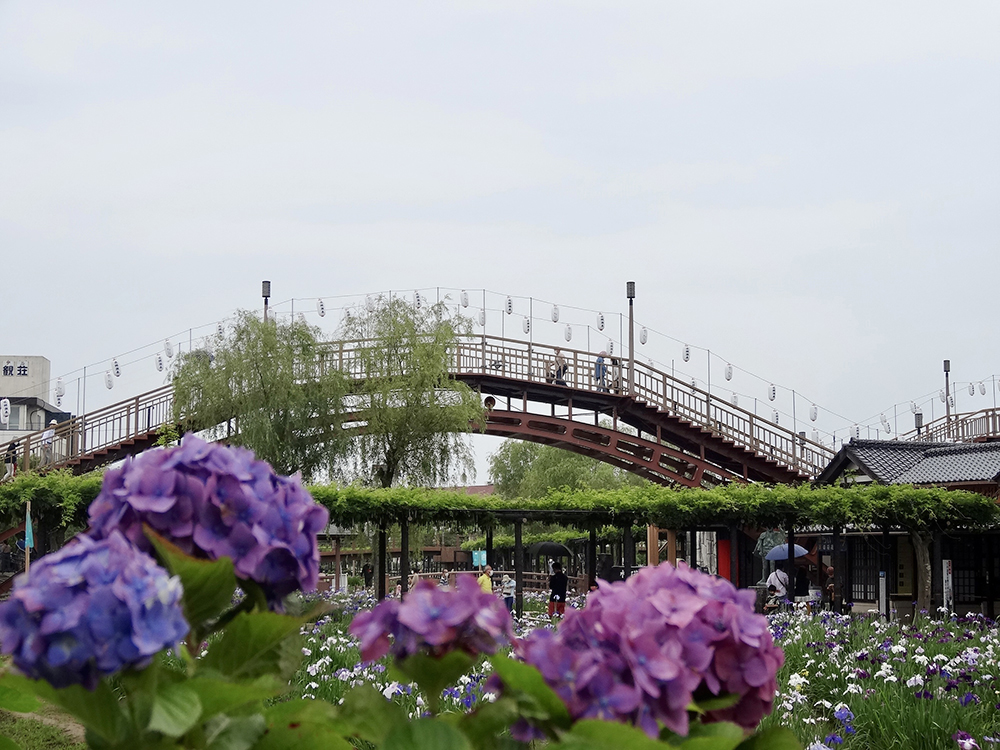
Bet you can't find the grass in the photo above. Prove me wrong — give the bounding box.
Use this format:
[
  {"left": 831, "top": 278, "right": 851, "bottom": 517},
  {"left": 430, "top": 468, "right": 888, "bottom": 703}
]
[{"left": 0, "top": 708, "right": 86, "bottom": 750}]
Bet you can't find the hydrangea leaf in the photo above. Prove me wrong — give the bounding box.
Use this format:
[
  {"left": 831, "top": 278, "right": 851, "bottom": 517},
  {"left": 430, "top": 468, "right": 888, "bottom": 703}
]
[
  {"left": 733, "top": 727, "right": 801, "bottom": 750},
  {"left": 203, "top": 714, "right": 267, "bottom": 750},
  {"left": 391, "top": 651, "right": 474, "bottom": 714},
  {"left": 456, "top": 696, "right": 521, "bottom": 749},
  {"left": 668, "top": 721, "right": 744, "bottom": 750},
  {"left": 383, "top": 718, "right": 472, "bottom": 750},
  {"left": 254, "top": 699, "right": 353, "bottom": 749},
  {"left": 0, "top": 678, "right": 40, "bottom": 713},
  {"left": 145, "top": 526, "right": 237, "bottom": 631},
  {"left": 148, "top": 683, "right": 202, "bottom": 738},
  {"left": 186, "top": 676, "right": 283, "bottom": 719},
  {"left": 337, "top": 683, "right": 408, "bottom": 744},
  {"left": 0, "top": 736, "right": 20, "bottom": 750},
  {"left": 488, "top": 654, "right": 571, "bottom": 727},
  {"left": 199, "top": 611, "right": 304, "bottom": 681},
  {"left": 687, "top": 693, "right": 741, "bottom": 714},
  {"left": 560, "top": 719, "right": 664, "bottom": 750},
  {"left": 1, "top": 673, "right": 126, "bottom": 745}
]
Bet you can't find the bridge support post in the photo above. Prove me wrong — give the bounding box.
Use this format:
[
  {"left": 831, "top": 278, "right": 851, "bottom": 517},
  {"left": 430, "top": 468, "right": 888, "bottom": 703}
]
[
  {"left": 400, "top": 519, "right": 410, "bottom": 595},
  {"left": 623, "top": 521, "right": 634, "bottom": 579},
  {"left": 646, "top": 525, "right": 659, "bottom": 567},
  {"left": 514, "top": 518, "right": 524, "bottom": 619},
  {"left": 377, "top": 524, "right": 387, "bottom": 601}
]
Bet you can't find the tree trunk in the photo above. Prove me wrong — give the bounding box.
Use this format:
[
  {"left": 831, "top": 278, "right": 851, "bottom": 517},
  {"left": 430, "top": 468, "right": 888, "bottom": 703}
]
[{"left": 912, "top": 530, "right": 932, "bottom": 614}]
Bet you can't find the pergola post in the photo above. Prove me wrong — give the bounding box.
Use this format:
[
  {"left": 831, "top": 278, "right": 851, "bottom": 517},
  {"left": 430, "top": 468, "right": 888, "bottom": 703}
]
[
  {"left": 514, "top": 518, "right": 524, "bottom": 618},
  {"left": 587, "top": 525, "right": 597, "bottom": 587},
  {"left": 785, "top": 520, "right": 795, "bottom": 584},
  {"left": 334, "top": 536, "right": 342, "bottom": 593},
  {"left": 666, "top": 529, "right": 677, "bottom": 565},
  {"left": 377, "top": 524, "right": 387, "bottom": 601},
  {"left": 729, "top": 527, "right": 739, "bottom": 584},
  {"left": 932, "top": 531, "right": 943, "bottom": 610},
  {"left": 623, "top": 521, "right": 634, "bottom": 578},
  {"left": 832, "top": 524, "right": 843, "bottom": 613},
  {"left": 485, "top": 527, "right": 494, "bottom": 568},
  {"left": 400, "top": 518, "right": 410, "bottom": 594},
  {"left": 689, "top": 529, "right": 697, "bottom": 569},
  {"left": 646, "top": 525, "right": 659, "bottom": 566}
]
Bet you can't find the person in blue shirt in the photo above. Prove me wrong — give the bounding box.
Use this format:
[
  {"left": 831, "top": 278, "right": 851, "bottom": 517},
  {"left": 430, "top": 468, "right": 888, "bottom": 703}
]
[{"left": 594, "top": 352, "right": 609, "bottom": 392}]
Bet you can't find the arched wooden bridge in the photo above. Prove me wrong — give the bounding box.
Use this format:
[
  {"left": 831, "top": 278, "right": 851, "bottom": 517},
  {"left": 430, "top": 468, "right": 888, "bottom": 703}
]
[{"left": 4, "top": 335, "right": 837, "bottom": 486}]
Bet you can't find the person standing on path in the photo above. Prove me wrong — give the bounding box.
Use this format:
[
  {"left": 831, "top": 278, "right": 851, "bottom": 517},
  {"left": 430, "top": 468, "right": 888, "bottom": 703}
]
[
  {"left": 478, "top": 565, "right": 493, "bottom": 593},
  {"left": 548, "top": 561, "right": 568, "bottom": 618},
  {"left": 501, "top": 574, "right": 515, "bottom": 613}
]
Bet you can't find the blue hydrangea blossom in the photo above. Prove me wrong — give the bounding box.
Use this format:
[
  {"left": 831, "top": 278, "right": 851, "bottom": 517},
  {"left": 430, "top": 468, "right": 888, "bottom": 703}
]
[{"left": 0, "top": 531, "right": 188, "bottom": 689}]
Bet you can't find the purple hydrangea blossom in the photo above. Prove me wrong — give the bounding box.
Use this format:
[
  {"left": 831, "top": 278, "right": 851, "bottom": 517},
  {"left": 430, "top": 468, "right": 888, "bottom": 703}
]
[
  {"left": 510, "top": 562, "right": 784, "bottom": 738},
  {"left": 350, "top": 576, "right": 514, "bottom": 662},
  {"left": 0, "top": 531, "right": 188, "bottom": 690},
  {"left": 87, "top": 434, "right": 329, "bottom": 606}
]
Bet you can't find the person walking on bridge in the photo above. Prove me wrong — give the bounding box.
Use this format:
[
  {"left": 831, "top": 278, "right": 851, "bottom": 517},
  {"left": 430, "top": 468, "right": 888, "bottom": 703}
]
[
  {"left": 553, "top": 349, "right": 568, "bottom": 386},
  {"left": 594, "top": 352, "right": 609, "bottom": 393},
  {"left": 2, "top": 441, "right": 16, "bottom": 483}
]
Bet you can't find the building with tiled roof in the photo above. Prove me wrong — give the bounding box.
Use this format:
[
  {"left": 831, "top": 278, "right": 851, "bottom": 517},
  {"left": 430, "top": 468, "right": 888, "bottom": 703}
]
[{"left": 816, "top": 439, "right": 1000, "bottom": 495}]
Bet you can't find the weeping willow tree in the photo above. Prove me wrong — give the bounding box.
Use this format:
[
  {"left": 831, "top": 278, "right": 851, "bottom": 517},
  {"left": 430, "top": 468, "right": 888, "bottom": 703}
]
[
  {"left": 171, "top": 311, "right": 350, "bottom": 481},
  {"left": 337, "top": 295, "right": 486, "bottom": 488}
]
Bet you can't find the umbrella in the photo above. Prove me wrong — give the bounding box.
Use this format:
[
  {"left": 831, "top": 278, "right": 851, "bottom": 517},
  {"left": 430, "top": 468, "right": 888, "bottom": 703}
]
[
  {"left": 527, "top": 541, "right": 573, "bottom": 558},
  {"left": 764, "top": 543, "right": 809, "bottom": 561}
]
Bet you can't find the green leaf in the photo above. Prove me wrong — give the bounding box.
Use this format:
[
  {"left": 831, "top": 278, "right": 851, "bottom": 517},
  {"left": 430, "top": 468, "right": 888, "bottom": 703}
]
[
  {"left": 392, "top": 650, "right": 474, "bottom": 714},
  {"left": 0, "top": 673, "right": 126, "bottom": 744},
  {"left": 562, "top": 719, "right": 664, "bottom": 750},
  {"left": 337, "top": 684, "right": 407, "bottom": 744},
  {"left": 457, "top": 696, "right": 521, "bottom": 750},
  {"left": 186, "top": 676, "right": 283, "bottom": 718},
  {"left": 204, "top": 714, "right": 267, "bottom": 750},
  {"left": 0, "top": 736, "right": 21, "bottom": 750},
  {"left": 688, "top": 693, "right": 741, "bottom": 713},
  {"left": 383, "top": 718, "right": 472, "bottom": 750},
  {"left": 148, "top": 683, "right": 202, "bottom": 738},
  {"left": 0, "top": 679, "right": 40, "bottom": 713},
  {"left": 670, "top": 721, "right": 745, "bottom": 750},
  {"left": 145, "top": 526, "right": 237, "bottom": 630},
  {"left": 734, "top": 727, "right": 802, "bottom": 750},
  {"left": 199, "top": 611, "right": 304, "bottom": 680},
  {"left": 254, "top": 700, "right": 352, "bottom": 750},
  {"left": 488, "top": 654, "right": 570, "bottom": 726}
]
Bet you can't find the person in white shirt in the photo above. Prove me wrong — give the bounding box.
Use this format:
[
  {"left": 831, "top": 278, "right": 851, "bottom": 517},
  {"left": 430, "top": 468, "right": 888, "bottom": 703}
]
[
  {"left": 766, "top": 566, "right": 789, "bottom": 599},
  {"left": 41, "top": 420, "right": 56, "bottom": 466}
]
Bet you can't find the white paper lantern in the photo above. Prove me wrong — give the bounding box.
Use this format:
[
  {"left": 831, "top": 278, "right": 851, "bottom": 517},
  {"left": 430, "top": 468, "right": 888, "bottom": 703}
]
[
  {"left": 155, "top": 354, "right": 164, "bottom": 372},
  {"left": 811, "top": 429, "right": 820, "bottom": 443},
  {"left": 724, "top": 364, "right": 733, "bottom": 381},
  {"left": 596, "top": 313, "right": 605, "bottom": 331},
  {"left": 948, "top": 395, "right": 955, "bottom": 408},
  {"left": 883, "top": 422, "right": 893, "bottom": 435},
  {"left": 980, "top": 382, "right": 987, "bottom": 396},
  {"left": 365, "top": 296, "right": 375, "bottom": 312},
  {"left": 910, "top": 401, "right": 918, "bottom": 414},
  {"left": 460, "top": 290, "right": 469, "bottom": 308},
  {"left": 691, "top": 378, "right": 698, "bottom": 389},
  {"left": 852, "top": 425, "right": 861, "bottom": 440},
  {"left": 112, "top": 358, "right": 121, "bottom": 378},
  {"left": 730, "top": 393, "right": 738, "bottom": 406},
  {"left": 772, "top": 410, "right": 779, "bottom": 424},
  {"left": 54, "top": 378, "right": 65, "bottom": 398},
  {"left": 317, "top": 299, "right": 326, "bottom": 317},
  {"left": 608, "top": 341, "right": 614, "bottom": 355},
  {"left": 939, "top": 389, "right": 946, "bottom": 403},
  {"left": 414, "top": 292, "right": 423, "bottom": 309},
  {"left": 551, "top": 305, "right": 559, "bottom": 323},
  {"left": 505, "top": 296, "right": 513, "bottom": 315},
  {"left": 164, "top": 340, "right": 174, "bottom": 359},
  {"left": 217, "top": 322, "right": 225, "bottom": 337},
  {"left": 639, "top": 327, "right": 648, "bottom": 345},
  {"left": 0, "top": 398, "right": 9, "bottom": 426},
  {"left": 522, "top": 317, "right": 530, "bottom": 334},
  {"left": 969, "top": 382, "right": 976, "bottom": 396},
  {"left": 564, "top": 324, "right": 572, "bottom": 342},
  {"left": 809, "top": 404, "right": 818, "bottom": 421},
  {"left": 682, "top": 345, "right": 690, "bottom": 363},
  {"left": 768, "top": 384, "right": 776, "bottom": 401},
  {"left": 477, "top": 309, "right": 486, "bottom": 327},
  {"left": 104, "top": 371, "right": 114, "bottom": 390}
]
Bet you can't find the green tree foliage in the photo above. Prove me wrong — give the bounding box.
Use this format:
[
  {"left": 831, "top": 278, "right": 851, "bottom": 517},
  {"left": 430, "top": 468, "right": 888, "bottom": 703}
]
[
  {"left": 488, "top": 435, "right": 648, "bottom": 499},
  {"left": 171, "top": 311, "right": 349, "bottom": 481},
  {"left": 0, "top": 470, "right": 99, "bottom": 554},
  {"left": 337, "top": 295, "right": 485, "bottom": 488}
]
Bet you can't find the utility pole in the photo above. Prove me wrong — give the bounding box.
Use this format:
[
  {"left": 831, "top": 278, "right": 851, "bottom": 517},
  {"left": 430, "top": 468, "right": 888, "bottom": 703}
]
[
  {"left": 262, "top": 280, "right": 271, "bottom": 323},
  {"left": 627, "top": 281, "right": 635, "bottom": 395}
]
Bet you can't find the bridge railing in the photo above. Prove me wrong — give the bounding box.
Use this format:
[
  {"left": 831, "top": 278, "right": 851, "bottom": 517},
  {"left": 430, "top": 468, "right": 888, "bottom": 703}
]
[
  {"left": 897, "top": 407, "right": 1000, "bottom": 443},
  {"left": 449, "top": 335, "right": 833, "bottom": 477}
]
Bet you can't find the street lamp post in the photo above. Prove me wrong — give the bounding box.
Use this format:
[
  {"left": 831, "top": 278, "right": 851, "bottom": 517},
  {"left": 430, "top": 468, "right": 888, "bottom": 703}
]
[
  {"left": 626, "top": 281, "right": 635, "bottom": 395},
  {"left": 262, "top": 280, "right": 271, "bottom": 323},
  {"left": 944, "top": 359, "right": 951, "bottom": 438}
]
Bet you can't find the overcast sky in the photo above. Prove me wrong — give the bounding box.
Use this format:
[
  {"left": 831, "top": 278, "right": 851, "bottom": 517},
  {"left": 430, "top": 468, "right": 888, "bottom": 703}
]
[{"left": 2, "top": 2, "right": 998, "bottom": 475}]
